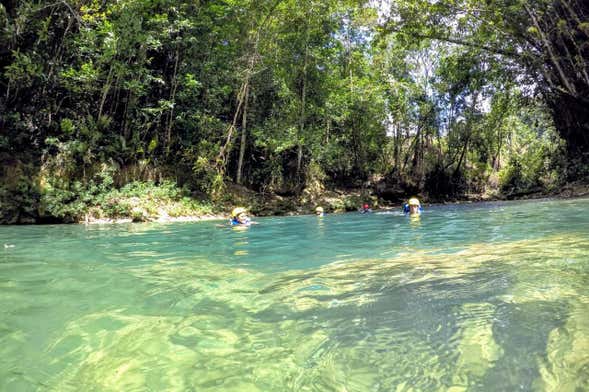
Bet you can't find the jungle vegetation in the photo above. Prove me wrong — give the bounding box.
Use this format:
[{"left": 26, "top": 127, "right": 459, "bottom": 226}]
[{"left": 1, "top": 0, "right": 587, "bottom": 223}]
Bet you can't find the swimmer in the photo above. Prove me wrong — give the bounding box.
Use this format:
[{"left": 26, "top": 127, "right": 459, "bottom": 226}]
[
  {"left": 315, "top": 206, "right": 325, "bottom": 217},
  {"left": 360, "top": 203, "right": 372, "bottom": 214},
  {"left": 403, "top": 197, "right": 422, "bottom": 215},
  {"left": 227, "top": 207, "right": 257, "bottom": 226}
]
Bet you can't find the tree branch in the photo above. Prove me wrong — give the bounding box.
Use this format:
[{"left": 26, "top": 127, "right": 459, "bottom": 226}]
[{"left": 381, "top": 25, "right": 520, "bottom": 59}]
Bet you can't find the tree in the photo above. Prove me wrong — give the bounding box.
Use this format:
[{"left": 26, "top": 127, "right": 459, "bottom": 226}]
[{"left": 381, "top": 0, "right": 589, "bottom": 170}]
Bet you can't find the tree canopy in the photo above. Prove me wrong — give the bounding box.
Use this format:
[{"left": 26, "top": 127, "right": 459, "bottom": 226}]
[{"left": 0, "top": 0, "right": 587, "bottom": 222}]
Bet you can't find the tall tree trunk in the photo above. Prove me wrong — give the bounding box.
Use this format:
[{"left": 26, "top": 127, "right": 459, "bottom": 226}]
[
  {"left": 393, "top": 123, "right": 400, "bottom": 170},
  {"left": 411, "top": 127, "right": 422, "bottom": 177},
  {"left": 165, "top": 47, "right": 180, "bottom": 156},
  {"left": 122, "top": 90, "right": 131, "bottom": 141},
  {"left": 217, "top": 78, "right": 249, "bottom": 175},
  {"left": 216, "top": 35, "right": 257, "bottom": 177},
  {"left": 453, "top": 94, "right": 478, "bottom": 177},
  {"left": 236, "top": 84, "right": 249, "bottom": 185},
  {"left": 454, "top": 134, "right": 470, "bottom": 177},
  {"left": 98, "top": 64, "right": 115, "bottom": 119},
  {"left": 215, "top": 2, "right": 281, "bottom": 182},
  {"left": 492, "top": 138, "right": 503, "bottom": 171},
  {"left": 297, "top": 34, "right": 309, "bottom": 183}
]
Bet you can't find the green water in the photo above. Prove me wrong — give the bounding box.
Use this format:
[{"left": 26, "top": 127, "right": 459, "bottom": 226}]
[{"left": 1, "top": 198, "right": 588, "bottom": 391}]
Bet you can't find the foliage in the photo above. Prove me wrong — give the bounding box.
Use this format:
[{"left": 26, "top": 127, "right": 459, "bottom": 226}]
[
  {"left": 39, "top": 168, "right": 213, "bottom": 222},
  {"left": 0, "top": 0, "right": 582, "bottom": 223}
]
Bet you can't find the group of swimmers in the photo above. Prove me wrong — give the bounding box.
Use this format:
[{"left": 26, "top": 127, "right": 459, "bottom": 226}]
[{"left": 228, "top": 197, "right": 422, "bottom": 226}]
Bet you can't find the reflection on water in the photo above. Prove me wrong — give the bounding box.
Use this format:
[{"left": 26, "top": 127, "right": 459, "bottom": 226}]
[
  {"left": 0, "top": 198, "right": 588, "bottom": 391},
  {"left": 409, "top": 213, "right": 421, "bottom": 228}
]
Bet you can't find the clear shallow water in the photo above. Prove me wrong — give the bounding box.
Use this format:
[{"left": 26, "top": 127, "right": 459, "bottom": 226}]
[{"left": 1, "top": 198, "right": 588, "bottom": 391}]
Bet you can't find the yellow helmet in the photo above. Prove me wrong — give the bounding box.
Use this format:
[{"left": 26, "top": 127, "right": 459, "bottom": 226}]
[
  {"left": 408, "top": 197, "right": 420, "bottom": 206},
  {"left": 231, "top": 207, "right": 247, "bottom": 217},
  {"left": 315, "top": 206, "right": 324, "bottom": 213}
]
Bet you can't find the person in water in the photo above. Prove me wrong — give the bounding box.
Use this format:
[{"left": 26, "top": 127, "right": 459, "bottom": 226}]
[
  {"left": 315, "top": 206, "right": 325, "bottom": 216},
  {"left": 230, "top": 207, "right": 252, "bottom": 225},
  {"left": 360, "top": 203, "right": 372, "bottom": 214},
  {"left": 403, "top": 197, "right": 422, "bottom": 215}
]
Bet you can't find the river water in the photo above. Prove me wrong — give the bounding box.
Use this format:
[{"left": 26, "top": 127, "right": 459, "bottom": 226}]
[{"left": 1, "top": 198, "right": 588, "bottom": 391}]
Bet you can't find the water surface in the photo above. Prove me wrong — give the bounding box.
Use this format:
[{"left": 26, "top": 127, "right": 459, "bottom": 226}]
[{"left": 1, "top": 198, "right": 588, "bottom": 391}]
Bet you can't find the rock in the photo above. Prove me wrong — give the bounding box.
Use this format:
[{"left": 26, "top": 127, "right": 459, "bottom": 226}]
[
  {"left": 18, "top": 216, "right": 37, "bottom": 224},
  {"left": 131, "top": 207, "right": 149, "bottom": 222}
]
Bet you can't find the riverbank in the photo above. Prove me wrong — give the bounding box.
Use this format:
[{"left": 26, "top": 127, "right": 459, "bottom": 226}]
[
  {"left": 76, "top": 180, "right": 589, "bottom": 225},
  {"left": 2, "top": 170, "right": 587, "bottom": 225}
]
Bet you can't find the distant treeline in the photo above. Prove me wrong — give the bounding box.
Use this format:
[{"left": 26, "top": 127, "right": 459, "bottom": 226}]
[{"left": 1, "top": 0, "right": 587, "bottom": 223}]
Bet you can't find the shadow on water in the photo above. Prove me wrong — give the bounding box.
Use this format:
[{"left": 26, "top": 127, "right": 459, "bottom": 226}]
[{"left": 249, "top": 234, "right": 588, "bottom": 391}]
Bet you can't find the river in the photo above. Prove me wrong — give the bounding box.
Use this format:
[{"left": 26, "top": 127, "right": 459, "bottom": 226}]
[{"left": 1, "top": 198, "right": 588, "bottom": 391}]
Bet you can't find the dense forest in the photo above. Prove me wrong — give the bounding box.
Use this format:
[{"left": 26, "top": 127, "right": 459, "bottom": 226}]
[{"left": 1, "top": 0, "right": 588, "bottom": 223}]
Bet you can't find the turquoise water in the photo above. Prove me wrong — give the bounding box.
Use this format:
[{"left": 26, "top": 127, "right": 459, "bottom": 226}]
[{"left": 1, "top": 198, "right": 588, "bottom": 391}]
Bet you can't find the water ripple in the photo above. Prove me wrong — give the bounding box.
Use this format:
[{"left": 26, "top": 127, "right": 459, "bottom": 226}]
[{"left": 0, "top": 198, "right": 588, "bottom": 390}]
